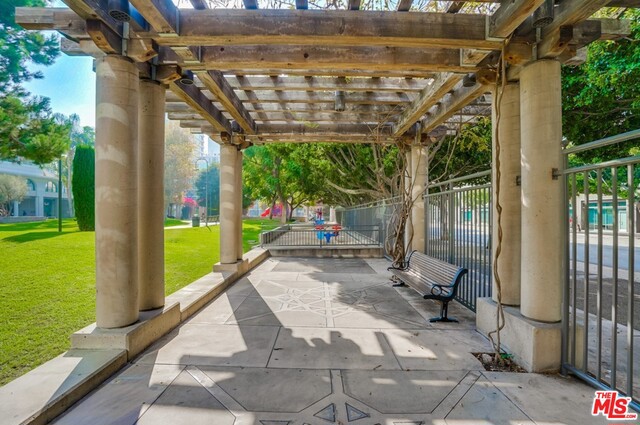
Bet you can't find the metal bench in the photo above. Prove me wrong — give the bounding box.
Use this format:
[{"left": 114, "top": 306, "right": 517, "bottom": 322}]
[{"left": 388, "top": 250, "right": 467, "bottom": 323}]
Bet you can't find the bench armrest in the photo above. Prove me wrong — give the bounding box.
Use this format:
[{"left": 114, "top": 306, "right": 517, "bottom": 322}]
[{"left": 431, "top": 284, "right": 454, "bottom": 297}]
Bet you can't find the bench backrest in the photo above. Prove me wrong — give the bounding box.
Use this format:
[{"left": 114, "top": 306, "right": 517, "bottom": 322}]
[{"left": 407, "top": 250, "right": 466, "bottom": 287}]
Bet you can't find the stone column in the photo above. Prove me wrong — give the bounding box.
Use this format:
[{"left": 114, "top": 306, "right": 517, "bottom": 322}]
[
  {"left": 95, "top": 55, "right": 139, "bottom": 328},
  {"left": 491, "top": 83, "right": 522, "bottom": 306},
  {"left": 236, "top": 148, "right": 244, "bottom": 261},
  {"left": 220, "top": 143, "right": 239, "bottom": 264},
  {"left": 138, "top": 79, "right": 165, "bottom": 311},
  {"left": 411, "top": 145, "right": 428, "bottom": 253},
  {"left": 12, "top": 201, "right": 19, "bottom": 216},
  {"left": 520, "top": 59, "right": 563, "bottom": 322}
]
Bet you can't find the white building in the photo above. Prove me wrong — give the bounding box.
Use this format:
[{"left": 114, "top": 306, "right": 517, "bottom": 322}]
[{"left": 0, "top": 161, "right": 71, "bottom": 218}]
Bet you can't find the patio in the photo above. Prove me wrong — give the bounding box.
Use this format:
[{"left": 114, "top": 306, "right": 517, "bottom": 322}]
[{"left": 51, "top": 257, "right": 607, "bottom": 424}]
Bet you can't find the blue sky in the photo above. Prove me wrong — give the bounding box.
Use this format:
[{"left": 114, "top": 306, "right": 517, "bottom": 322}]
[
  {"left": 23, "top": 0, "right": 96, "bottom": 127},
  {"left": 24, "top": 52, "right": 96, "bottom": 127}
]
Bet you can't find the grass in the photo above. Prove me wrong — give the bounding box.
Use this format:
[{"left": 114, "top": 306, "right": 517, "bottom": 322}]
[
  {"left": 164, "top": 218, "right": 188, "bottom": 227},
  {"left": 0, "top": 217, "right": 280, "bottom": 385}
]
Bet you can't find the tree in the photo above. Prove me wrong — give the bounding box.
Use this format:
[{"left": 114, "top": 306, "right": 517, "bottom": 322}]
[
  {"left": 164, "top": 121, "right": 196, "bottom": 216},
  {"left": 0, "top": 174, "right": 27, "bottom": 216},
  {"left": 562, "top": 9, "right": 640, "bottom": 162},
  {"left": 0, "top": 1, "right": 72, "bottom": 164},
  {"left": 195, "top": 164, "right": 220, "bottom": 217},
  {"left": 243, "top": 144, "right": 329, "bottom": 222},
  {"left": 72, "top": 145, "right": 95, "bottom": 231}
]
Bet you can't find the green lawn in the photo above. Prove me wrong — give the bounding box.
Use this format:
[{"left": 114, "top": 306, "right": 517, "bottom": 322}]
[
  {"left": 0, "top": 217, "right": 279, "bottom": 385},
  {"left": 164, "top": 218, "right": 188, "bottom": 227}
]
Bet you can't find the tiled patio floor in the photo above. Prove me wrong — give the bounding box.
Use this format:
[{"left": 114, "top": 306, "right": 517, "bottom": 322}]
[{"left": 53, "top": 257, "right": 610, "bottom": 424}]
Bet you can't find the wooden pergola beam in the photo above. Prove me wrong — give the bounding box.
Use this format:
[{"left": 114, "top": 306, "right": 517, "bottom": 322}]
[
  {"left": 15, "top": 7, "right": 86, "bottom": 38},
  {"left": 190, "top": 0, "right": 209, "bottom": 9},
  {"left": 393, "top": 73, "right": 463, "bottom": 136},
  {"left": 396, "top": 0, "right": 413, "bottom": 11},
  {"left": 128, "top": 0, "right": 178, "bottom": 33},
  {"left": 169, "top": 79, "right": 231, "bottom": 134},
  {"left": 447, "top": 2, "right": 466, "bottom": 13},
  {"left": 296, "top": 0, "right": 308, "bottom": 9},
  {"left": 348, "top": 0, "right": 362, "bottom": 10},
  {"left": 191, "top": 45, "right": 474, "bottom": 73},
  {"left": 490, "top": 0, "right": 546, "bottom": 38},
  {"left": 197, "top": 71, "right": 257, "bottom": 134},
  {"left": 421, "top": 81, "right": 488, "bottom": 133},
  {"left": 214, "top": 69, "right": 436, "bottom": 78},
  {"left": 243, "top": 0, "right": 259, "bottom": 9},
  {"left": 174, "top": 10, "right": 500, "bottom": 50},
  {"left": 543, "top": 0, "right": 614, "bottom": 35},
  {"left": 225, "top": 76, "right": 428, "bottom": 92},
  {"left": 166, "top": 100, "right": 402, "bottom": 114}
]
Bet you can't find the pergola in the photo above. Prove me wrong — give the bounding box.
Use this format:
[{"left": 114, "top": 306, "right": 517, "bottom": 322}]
[{"left": 15, "top": 0, "right": 636, "bottom": 373}]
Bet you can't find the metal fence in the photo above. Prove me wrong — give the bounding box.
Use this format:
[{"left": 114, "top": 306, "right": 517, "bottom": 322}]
[
  {"left": 260, "top": 224, "right": 381, "bottom": 247},
  {"left": 338, "top": 198, "right": 401, "bottom": 258},
  {"left": 562, "top": 129, "right": 640, "bottom": 409},
  {"left": 424, "top": 170, "right": 492, "bottom": 311}
]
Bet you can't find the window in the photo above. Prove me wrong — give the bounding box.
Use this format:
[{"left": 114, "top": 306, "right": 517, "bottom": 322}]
[
  {"left": 26, "top": 179, "right": 36, "bottom": 191},
  {"left": 45, "top": 181, "right": 57, "bottom": 193}
]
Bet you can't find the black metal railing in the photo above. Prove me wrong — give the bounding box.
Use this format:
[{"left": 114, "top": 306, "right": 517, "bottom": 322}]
[{"left": 260, "top": 224, "right": 381, "bottom": 247}]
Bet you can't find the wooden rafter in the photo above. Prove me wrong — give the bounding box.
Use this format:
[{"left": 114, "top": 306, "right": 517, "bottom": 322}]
[
  {"left": 396, "top": 0, "right": 413, "bottom": 12},
  {"left": 348, "top": 0, "right": 361, "bottom": 10},
  {"left": 190, "top": 0, "right": 209, "bottom": 9},
  {"left": 447, "top": 2, "right": 466, "bottom": 13},
  {"left": 490, "top": 0, "right": 547, "bottom": 38},
  {"left": 226, "top": 76, "right": 429, "bottom": 92},
  {"left": 168, "top": 90, "right": 413, "bottom": 105},
  {"left": 421, "top": 81, "right": 488, "bottom": 133},
  {"left": 296, "top": 0, "right": 308, "bottom": 9},
  {"left": 196, "top": 71, "right": 257, "bottom": 134},
  {"left": 169, "top": 80, "right": 231, "bottom": 134},
  {"left": 393, "top": 73, "right": 463, "bottom": 136},
  {"left": 128, "top": 0, "right": 178, "bottom": 33},
  {"left": 243, "top": 0, "right": 258, "bottom": 9}
]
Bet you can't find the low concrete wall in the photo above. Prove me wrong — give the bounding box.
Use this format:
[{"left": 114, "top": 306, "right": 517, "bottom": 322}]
[
  {"left": 268, "top": 246, "right": 384, "bottom": 258},
  {"left": 0, "top": 216, "right": 46, "bottom": 224}
]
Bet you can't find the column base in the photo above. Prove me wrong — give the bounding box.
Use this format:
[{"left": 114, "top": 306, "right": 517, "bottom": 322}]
[
  {"left": 71, "top": 303, "right": 180, "bottom": 360},
  {"left": 213, "top": 259, "right": 249, "bottom": 275},
  {"left": 476, "top": 297, "right": 561, "bottom": 372}
]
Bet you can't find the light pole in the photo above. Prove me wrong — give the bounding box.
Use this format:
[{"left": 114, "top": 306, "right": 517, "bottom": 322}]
[{"left": 195, "top": 157, "right": 209, "bottom": 227}]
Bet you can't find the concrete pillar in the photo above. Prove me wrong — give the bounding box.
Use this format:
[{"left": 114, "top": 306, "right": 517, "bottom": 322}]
[
  {"left": 491, "top": 83, "right": 522, "bottom": 306},
  {"left": 520, "top": 59, "right": 563, "bottom": 322},
  {"left": 236, "top": 148, "right": 244, "bottom": 261},
  {"left": 95, "top": 55, "right": 139, "bottom": 328},
  {"left": 138, "top": 79, "right": 165, "bottom": 311},
  {"left": 411, "top": 145, "right": 428, "bottom": 253},
  {"left": 220, "top": 143, "right": 239, "bottom": 264},
  {"left": 12, "top": 201, "right": 19, "bottom": 216}
]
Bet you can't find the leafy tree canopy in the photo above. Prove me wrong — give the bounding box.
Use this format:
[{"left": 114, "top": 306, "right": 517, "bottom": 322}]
[
  {"left": 562, "top": 9, "right": 640, "bottom": 162},
  {"left": 0, "top": 0, "right": 71, "bottom": 165}
]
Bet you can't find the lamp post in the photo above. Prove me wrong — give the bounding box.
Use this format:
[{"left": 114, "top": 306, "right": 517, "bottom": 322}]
[
  {"left": 58, "top": 157, "right": 63, "bottom": 232},
  {"left": 195, "top": 157, "right": 209, "bottom": 227}
]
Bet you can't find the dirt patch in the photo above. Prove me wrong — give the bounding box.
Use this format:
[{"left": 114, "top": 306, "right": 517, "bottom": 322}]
[{"left": 473, "top": 352, "right": 527, "bottom": 373}]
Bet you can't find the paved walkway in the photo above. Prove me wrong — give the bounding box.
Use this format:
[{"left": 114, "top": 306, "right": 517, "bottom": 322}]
[{"left": 52, "top": 257, "right": 610, "bottom": 424}]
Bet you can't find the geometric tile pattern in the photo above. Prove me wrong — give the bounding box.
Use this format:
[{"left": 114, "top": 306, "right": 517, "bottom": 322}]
[{"left": 51, "top": 258, "right": 614, "bottom": 425}]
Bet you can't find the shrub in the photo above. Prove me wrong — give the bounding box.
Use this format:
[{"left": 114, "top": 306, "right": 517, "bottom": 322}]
[{"left": 72, "top": 145, "right": 95, "bottom": 231}]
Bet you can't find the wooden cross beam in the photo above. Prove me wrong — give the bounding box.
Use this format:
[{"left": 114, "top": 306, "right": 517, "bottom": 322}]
[
  {"left": 227, "top": 76, "right": 429, "bottom": 92},
  {"left": 396, "top": 0, "right": 413, "bottom": 11},
  {"left": 421, "top": 81, "right": 488, "bottom": 133},
  {"left": 393, "top": 73, "right": 463, "bottom": 136},
  {"left": 169, "top": 79, "right": 231, "bottom": 134},
  {"left": 196, "top": 71, "right": 257, "bottom": 134},
  {"left": 128, "top": 0, "right": 178, "bottom": 33},
  {"left": 189, "top": 45, "right": 475, "bottom": 74},
  {"left": 490, "top": 0, "right": 547, "bottom": 38},
  {"left": 172, "top": 10, "right": 501, "bottom": 50}
]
